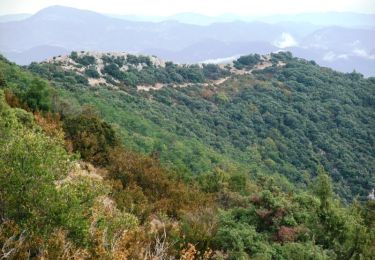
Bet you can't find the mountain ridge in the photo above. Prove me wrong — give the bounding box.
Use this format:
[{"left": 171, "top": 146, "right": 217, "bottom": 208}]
[{"left": 1, "top": 5, "right": 374, "bottom": 76}]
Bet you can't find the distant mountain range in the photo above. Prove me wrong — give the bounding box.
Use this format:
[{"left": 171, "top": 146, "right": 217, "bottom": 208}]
[
  {"left": 110, "top": 11, "right": 375, "bottom": 28},
  {"left": 0, "top": 13, "right": 31, "bottom": 23},
  {"left": 0, "top": 5, "right": 374, "bottom": 76}
]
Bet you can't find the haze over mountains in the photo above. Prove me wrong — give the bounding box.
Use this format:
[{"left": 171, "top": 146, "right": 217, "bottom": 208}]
[
  {"left": 0, "top": 5, "right": 374, "bottom": 76},
  {"left": 110, "top": 12, "right": 375, "bottom": 28}
]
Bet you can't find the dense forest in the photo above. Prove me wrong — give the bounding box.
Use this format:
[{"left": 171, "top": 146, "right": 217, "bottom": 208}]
[
  {"left": 27, "top": 51, "right": 375, "bottom": 200},
  {"left": 1, "top": 52, "right": 375, "bottom": 259}
]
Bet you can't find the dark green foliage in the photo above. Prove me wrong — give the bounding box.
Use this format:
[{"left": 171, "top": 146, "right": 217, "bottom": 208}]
[
  {"left": 70, "top": 51, "right": 78, "bottom": 60},
  {"left": 74, "top": 74, "right": 88, "bottom": 85},
  {"left": 0, "top": 70, "right": 6, "bottom": 87},
  {"left": 234, "top": 54, "right": 261, "bottom": 69},
  {"left": 63, "top": 108, "right": 119, "bottom": 165},
  {"left": 177, "top": 64, "right": 205, "bottom": 83},
  {"left": 100, "top": 55, "right": 227, "bottom": 85},
  {"left": 30, "top": 54, "right": 230, "bottom": 89},
  {"left": 70, "top": 52, "right": 96, "bottom": 66},
  {"left": 40, "top": 54, "right": 374, "bottom": 199},
  {"left": 207, "top": 173, "right": 374, "bottom": 259},
  {"left": 102, "top": 63, "right": 122, "bottom": 79},
  {"left": 84, "top": 66, "right": 100, "bottom": 78},
  {"left": 122, "top": 71, "right": 139, "bottom": 86},
  {"left": 270, "top": 51, "right": 293, "bottom": 63},
  {"left": 25, "top": 52, "right": 375, "bottom": 200},
  {"left": 126, "top": 54, "right": 152, "bottom": 66},
  {"left": 102, "top": 54, "right": 125, "bottom": 66},
  {"left": 28, "top": 62, "right": 88, "bottom": 89},
  {"left": 0, "top": 59, "right": 53, "bottom": 112},
  {"left": 228, "top": 173, "right": 247, "bottom": 193},
  {"left": 23, "top": 78, "right": 51, "bottom": 111},
  {"left": 102, "top": 63, "right": 140, "bottom": 86},
  {"left": 202, "top": 63, "right": 230, "bottom": 80}
]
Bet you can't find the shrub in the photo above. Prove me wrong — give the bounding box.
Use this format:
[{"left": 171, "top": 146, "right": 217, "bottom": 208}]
[
  {"left": 63, "top": 108, "right": 119, "bottom": 165},
  {"left": 85, "top": 66, "right": 100, "bottom": 78}
]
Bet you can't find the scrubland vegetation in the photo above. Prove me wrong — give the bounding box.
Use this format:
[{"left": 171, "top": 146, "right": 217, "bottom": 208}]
[{"left": 1, "top": 52, "right": 375, "bottom": 259}]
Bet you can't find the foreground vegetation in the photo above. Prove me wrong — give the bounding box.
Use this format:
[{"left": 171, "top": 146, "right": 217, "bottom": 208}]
[{"left": 1, "top": 53, "right": 375, "bottom": 259}]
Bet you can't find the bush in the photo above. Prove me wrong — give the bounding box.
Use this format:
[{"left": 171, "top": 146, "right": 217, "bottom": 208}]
[
  {"left": 202, "top": 64, "right": 230, "bottom": 80},
  {"left": 0, "top": 92, "right": 72, "bottom": 233},
  {"left": 63, "top": 108, "right": 119, "bottom": 165},
  {"left": 234, "top": 54, "right": 261, "bottom": 69},
  {"left": 23, "top": 78, "right": 51, "bottom": 111},
  {"left": 85, "top": 66, "right": 100, "bottom": 78},
  {"left": 70, "top": 52, "right": 96, "bottom": 66}
]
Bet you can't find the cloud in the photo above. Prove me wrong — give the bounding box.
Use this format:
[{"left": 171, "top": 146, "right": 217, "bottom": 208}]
[
  {"left": 323, "top": 51, "right": 349, "bottom": 62},
  {"left": 323, "top": 51, "right": 336, "bottom": 61},
  {"left": 201, "top": 54, "right": 241, "bottom": 64},
  {"left": 349, "top": 40, "right": 361, "bottom": 46},
  {"left": 274, "top": 33, "right": 298, "bottom": 49},
  {"left": 323, "top": 49, "right": 375, "bottom": 62},
  {"left": 353, "top": 48, "right": 375, "bottom": 59},
  {"left": 337, "top": 54, "right": 349, "bottom": 59}
]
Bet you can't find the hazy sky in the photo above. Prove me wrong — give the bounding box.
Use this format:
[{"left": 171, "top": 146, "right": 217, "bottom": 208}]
[{"left": 0, "top": 0, "right": 374, "bottom": 16}]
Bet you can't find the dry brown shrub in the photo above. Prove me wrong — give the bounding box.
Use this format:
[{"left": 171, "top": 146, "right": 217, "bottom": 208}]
[
  {"left": 180, "top": 243, "right": 197, "bottom": 260},
  {"left": 41, "top": 229, "right": 89, "bottom": 259},
  {"left": 4, "top": 89, "right": 22, "bottom": 108},
  {"left": 275, "top": 226, "right": 307, "bottom": 243},
  {"left": 34, "top": 111, "right": 63, "bottom": 138},
  {"left": 107, "top": 147, "right": 212, "bottom": 218}
]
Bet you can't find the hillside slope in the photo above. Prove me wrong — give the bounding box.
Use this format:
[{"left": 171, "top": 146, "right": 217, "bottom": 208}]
[
  {"left": 1, "top": 52, "right": 375, "bottom": 259},
  {"left": 27, "top": 51, "right": 375, "bottom": 200}
]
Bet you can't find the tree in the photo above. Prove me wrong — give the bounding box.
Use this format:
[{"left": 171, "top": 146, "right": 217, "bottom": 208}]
[
  {"left": 234, "top": 54, "right": 261, "bottom": 69},
  {"left": 63, "top": 108, "right": 119, "bottom": 165},
  {"left": 0, "top": 70, "right": 6, "bottom": 87},
  {"left": 85, "top": 66, "right": 100, "bottom": 78},
  {"left": 23, "top": 78, "right": 51, "bottom": 111},
  {"left": 314, "top": 165, "right": 333, "bottom": 210}
]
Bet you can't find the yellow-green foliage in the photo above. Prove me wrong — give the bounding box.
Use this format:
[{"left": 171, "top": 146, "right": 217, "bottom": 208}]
[{"left": 0, "top": 92, "right": 140, "bottom": 257}]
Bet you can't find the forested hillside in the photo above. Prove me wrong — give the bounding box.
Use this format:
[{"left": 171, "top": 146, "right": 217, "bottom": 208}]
[
  {"left": 27, "top": 51, "right": 375, "bottom": 200},
  {"left": 1, "top": 53, "right": 375, "bottom": 259}
]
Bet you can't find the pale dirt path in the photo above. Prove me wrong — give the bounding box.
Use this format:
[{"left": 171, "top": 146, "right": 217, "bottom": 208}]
[{"left": 136, "top": 76, "right": 231, "bottom": 92}]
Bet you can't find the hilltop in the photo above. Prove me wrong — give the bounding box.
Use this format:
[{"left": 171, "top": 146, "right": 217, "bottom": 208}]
[{"left": 36, "top": 51, "right": 286, "bottom": 91}]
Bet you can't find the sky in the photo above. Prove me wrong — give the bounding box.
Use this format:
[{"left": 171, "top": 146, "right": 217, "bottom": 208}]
[{"left": 0, "top": 0, "right": 375, "bottom": 16}]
